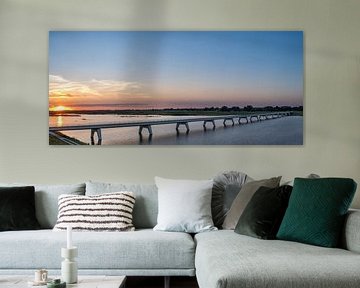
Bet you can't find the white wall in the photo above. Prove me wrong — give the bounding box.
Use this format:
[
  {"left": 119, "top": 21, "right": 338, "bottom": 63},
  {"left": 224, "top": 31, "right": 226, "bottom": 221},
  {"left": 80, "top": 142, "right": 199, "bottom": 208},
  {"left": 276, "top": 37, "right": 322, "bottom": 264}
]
[{"left": 0, "top": 0, "right": 359, "bottom": 207}]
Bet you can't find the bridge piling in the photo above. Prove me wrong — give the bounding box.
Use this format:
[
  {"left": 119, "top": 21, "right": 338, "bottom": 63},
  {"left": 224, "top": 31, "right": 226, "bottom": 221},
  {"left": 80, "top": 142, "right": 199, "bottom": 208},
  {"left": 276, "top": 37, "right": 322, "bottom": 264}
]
[
  {"left": 203, "top": 120, "right": 216, "bottom": 130},
  {"left": 238, "top": 116, "right": 249, "bottom": 124},
  {"left": 90, "top": 128, "right": 102, "bottom": 145},
  {"left": 223, "top": 118, "right": 235, "bottom": 127},
  {"left": 259, "top": 115, "right": 268, "bottom": 121},
  {"left": 139, "top": 125, "right": 153, "bottom": 136},
  {"left": 250, "top": 115, "right": 259, "bottom": 123},
  {"left": 176, "top": 122, "right": 190, "bottom": 133}
]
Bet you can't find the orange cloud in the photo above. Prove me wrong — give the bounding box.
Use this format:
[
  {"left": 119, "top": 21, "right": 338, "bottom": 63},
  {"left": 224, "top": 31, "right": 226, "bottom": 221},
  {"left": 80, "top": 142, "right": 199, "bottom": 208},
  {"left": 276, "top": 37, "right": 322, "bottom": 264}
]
[{"left": 49, "top": 75, "right": 146, "bottom": 107}]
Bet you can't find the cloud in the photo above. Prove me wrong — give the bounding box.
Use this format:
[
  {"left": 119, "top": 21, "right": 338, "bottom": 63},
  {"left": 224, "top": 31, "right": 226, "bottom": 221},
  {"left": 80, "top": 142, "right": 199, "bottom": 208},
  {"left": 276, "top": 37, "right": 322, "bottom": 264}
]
[
  {"left": 49, "top": 75, "right": 144, "bottom": 101},
  {"left": 49, "top": 75, "right": 98, "bottom": 98},
  {"left": 49, "top": 75, "right": 68, "bottom": 83},
  {"left": 88, "top": 79, "right": 142, "bottom": 96}
]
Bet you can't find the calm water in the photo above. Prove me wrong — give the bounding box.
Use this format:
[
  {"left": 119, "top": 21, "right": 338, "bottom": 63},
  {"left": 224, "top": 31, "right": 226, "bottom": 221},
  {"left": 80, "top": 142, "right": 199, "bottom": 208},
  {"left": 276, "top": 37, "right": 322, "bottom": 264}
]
[
  {"left": 49, "top": 114, "right": 303, "bottom": 145},
  {"left": 49, "top": 114, "right": 210, "bottom": 145}
]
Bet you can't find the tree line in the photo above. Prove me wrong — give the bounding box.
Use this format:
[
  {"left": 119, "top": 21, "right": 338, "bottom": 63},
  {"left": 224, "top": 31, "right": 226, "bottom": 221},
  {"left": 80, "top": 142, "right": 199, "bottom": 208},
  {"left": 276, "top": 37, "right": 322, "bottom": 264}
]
[{"left": 166, "top": 105, "right": 303, "bottom": 112}]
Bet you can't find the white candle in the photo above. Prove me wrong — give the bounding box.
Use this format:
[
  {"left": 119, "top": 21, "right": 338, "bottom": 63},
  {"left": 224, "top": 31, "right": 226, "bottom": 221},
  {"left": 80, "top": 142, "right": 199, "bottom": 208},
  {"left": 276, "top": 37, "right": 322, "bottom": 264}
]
[{"left": 67, "top": 225, "right": 72, "bottom": 249}]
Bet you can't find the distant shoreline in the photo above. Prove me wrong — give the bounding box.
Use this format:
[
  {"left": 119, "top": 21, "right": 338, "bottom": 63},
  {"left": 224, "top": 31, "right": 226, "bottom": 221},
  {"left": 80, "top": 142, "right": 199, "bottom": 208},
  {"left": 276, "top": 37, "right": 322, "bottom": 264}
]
[{"left": 50, "top": 107, "right": 303, "bottom": 117}]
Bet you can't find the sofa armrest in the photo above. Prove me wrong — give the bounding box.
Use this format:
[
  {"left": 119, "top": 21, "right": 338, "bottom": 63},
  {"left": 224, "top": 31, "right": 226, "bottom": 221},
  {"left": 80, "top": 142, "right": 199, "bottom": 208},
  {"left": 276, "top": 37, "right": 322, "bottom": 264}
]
[{"left": 342, "top": 209, "right": 360, "bottom": 253}]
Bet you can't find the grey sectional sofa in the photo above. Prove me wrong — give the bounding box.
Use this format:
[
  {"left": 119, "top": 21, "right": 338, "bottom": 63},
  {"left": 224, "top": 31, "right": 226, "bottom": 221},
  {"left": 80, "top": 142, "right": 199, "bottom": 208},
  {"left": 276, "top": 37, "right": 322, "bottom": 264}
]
[
  {"left": 195, "top": 216, "right": 360, "bottom": 288},
  {"left": 0, "top": 181, "right": 360, "bottom": 288}
]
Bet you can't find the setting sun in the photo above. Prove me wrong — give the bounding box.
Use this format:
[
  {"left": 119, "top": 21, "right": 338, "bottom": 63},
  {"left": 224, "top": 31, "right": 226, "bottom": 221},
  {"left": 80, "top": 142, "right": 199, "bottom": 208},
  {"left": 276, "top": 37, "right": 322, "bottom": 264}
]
[{"left": 49, "top": 105, "right": 72, "bottom": 112}]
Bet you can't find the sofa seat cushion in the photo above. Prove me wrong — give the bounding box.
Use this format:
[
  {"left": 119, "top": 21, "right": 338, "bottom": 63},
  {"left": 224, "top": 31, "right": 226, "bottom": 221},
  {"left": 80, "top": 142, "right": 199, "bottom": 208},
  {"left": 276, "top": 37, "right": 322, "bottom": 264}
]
[
  {"left": 0, "top": 229, "right": 195, "bottom": 270},
  {"left": 195, "top": 230, "right": 360, "bottom": 288}
]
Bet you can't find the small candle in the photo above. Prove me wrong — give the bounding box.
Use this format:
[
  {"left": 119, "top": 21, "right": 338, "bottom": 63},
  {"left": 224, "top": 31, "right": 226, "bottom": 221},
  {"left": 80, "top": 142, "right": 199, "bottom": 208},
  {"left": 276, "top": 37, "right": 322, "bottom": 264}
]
[{"left": 67, "top": 225, "right": 72, "bottom": 249}]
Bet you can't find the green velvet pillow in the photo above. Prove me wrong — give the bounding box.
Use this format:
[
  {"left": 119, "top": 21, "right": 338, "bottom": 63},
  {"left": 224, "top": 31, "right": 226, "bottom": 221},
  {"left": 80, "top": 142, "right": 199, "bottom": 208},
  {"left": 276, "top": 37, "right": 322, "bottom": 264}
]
[
  {"left": 0, "top": 186, "right": 41, "bottom": 231},
  {"left": 235, "top": 185, "right": 292, "bottom": 239},
  {"left": 277, "top": 178, "right": 357, "bottom": 247}
]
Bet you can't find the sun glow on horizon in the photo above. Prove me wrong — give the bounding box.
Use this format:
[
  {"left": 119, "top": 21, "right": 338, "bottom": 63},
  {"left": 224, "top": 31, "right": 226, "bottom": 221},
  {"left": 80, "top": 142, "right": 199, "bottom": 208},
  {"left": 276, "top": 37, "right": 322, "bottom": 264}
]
[{"left": 49, "top": 105, "right": 73, "bottom": 112}]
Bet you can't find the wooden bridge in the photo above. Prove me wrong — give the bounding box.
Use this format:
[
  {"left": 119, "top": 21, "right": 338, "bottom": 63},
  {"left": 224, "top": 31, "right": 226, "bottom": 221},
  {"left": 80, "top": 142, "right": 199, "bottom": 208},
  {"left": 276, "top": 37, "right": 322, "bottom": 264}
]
[{"left": 49, "top": 112, "right": 292, "bottom": 145}]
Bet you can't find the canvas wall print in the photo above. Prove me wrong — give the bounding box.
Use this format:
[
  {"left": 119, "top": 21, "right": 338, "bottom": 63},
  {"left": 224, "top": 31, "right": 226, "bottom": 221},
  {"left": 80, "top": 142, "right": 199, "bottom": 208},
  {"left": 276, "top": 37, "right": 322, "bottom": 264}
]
[{"left": 49, "top": 31, "right": 303, "bottom": 145}]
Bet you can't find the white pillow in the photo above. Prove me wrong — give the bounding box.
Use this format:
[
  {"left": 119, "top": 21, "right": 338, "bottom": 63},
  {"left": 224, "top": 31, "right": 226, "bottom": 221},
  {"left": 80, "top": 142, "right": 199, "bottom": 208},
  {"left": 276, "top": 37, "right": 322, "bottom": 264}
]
[{"left": 153, "top": 177, "right": 217, "bottom": 233}]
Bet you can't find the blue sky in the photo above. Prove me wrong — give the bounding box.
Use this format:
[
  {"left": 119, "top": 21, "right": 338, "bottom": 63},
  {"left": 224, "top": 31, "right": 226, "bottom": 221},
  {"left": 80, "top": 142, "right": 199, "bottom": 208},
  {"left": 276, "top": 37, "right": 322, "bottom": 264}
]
[{"left": 49, "top": 31, "right": 303, "bottom": 109}]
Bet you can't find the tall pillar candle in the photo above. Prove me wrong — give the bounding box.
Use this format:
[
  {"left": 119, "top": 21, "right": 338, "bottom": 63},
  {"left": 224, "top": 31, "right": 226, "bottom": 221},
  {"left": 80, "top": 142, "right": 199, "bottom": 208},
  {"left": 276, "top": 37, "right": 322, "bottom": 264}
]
[{"left": 67, "top": 225, "right": 72, "bottom": 249}]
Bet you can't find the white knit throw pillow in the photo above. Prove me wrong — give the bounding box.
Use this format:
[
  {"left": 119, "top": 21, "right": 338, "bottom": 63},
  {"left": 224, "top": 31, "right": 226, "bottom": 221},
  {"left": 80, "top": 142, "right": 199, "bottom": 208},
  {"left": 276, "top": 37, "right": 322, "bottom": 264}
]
[{"left": 53, "top": 192, "right": 135, "bottom": 231}]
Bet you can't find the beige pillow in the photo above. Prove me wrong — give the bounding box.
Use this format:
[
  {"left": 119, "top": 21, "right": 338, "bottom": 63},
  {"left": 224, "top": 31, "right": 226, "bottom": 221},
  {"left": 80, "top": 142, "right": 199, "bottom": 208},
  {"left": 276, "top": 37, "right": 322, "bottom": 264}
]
[{"left": 222, "top": 176, "right": 281, "bottom": 230}]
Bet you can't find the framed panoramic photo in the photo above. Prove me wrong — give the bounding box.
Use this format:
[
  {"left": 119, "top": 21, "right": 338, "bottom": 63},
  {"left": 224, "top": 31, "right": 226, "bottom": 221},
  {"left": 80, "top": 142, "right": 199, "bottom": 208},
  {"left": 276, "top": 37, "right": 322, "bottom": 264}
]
[{"left": 49, "top": 31, "right": 303, "bottom": 145}]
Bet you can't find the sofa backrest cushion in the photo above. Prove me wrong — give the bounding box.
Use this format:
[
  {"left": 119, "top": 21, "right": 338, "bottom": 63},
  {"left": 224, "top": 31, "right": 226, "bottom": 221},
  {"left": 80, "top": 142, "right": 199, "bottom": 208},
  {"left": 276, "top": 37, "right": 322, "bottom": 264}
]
[
  {"left": 86, "top": 181, "right": 158, "bottom": 229},
  {"left": 342, "top": 209, "right": 360, "bottom": 253},
  {"left": 0, "top": 183, "right": 86, "bottom": 229}
]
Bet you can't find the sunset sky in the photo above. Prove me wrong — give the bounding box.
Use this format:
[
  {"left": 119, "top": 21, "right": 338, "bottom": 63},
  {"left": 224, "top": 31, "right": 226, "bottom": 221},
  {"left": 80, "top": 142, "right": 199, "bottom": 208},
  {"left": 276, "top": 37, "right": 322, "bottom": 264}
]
[{"left": 49, "top": 31, "right": 303, "bottom": 111}]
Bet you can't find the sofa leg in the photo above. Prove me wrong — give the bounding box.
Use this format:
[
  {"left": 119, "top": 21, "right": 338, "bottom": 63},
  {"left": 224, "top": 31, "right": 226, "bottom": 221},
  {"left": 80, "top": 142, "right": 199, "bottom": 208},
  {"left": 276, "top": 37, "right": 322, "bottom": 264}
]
[{"left": 164, "top": 276, "right": 170, "bottom": 288}]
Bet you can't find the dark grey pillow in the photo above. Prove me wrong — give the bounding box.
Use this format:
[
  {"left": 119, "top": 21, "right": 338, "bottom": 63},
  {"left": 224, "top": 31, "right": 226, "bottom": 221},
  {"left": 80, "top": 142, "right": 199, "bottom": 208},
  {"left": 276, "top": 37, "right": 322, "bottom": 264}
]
[
  {"left": 235, "top": 185, "right": 292, "bottom": 239},
  {"left": 223, "top": 176, "right": 281, "bottom": 230},
  {"left": 212, "top": 171, "right": 250, "bottom": 228},
  {"left": 0, "top": 186, "right": 41, "bottom": 231}
]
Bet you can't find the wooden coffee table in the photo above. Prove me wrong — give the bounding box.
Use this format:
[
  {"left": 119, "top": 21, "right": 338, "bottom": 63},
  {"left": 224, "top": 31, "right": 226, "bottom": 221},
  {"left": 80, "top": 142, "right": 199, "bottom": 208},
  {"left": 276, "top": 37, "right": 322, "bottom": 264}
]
[{"left": 0, "top": 275, "right": 126, "bottom": 288}]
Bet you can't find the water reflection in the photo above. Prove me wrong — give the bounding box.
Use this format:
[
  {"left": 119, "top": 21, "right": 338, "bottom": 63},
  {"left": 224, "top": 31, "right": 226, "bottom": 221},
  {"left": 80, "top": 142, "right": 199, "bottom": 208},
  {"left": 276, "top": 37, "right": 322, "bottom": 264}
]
[
  {"left": 57, "top": 116, "right": 63, "bottom": 127},
  {"left": 139, "top": 133, "right": 153, "bottom": 144}
]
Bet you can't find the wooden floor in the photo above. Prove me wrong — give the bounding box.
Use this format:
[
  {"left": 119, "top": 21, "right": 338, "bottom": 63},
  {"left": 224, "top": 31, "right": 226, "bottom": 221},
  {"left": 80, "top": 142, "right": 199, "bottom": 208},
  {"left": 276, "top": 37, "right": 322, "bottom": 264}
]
[{"left": 126, "top": 276, "right": 199, "bottom": 288}]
